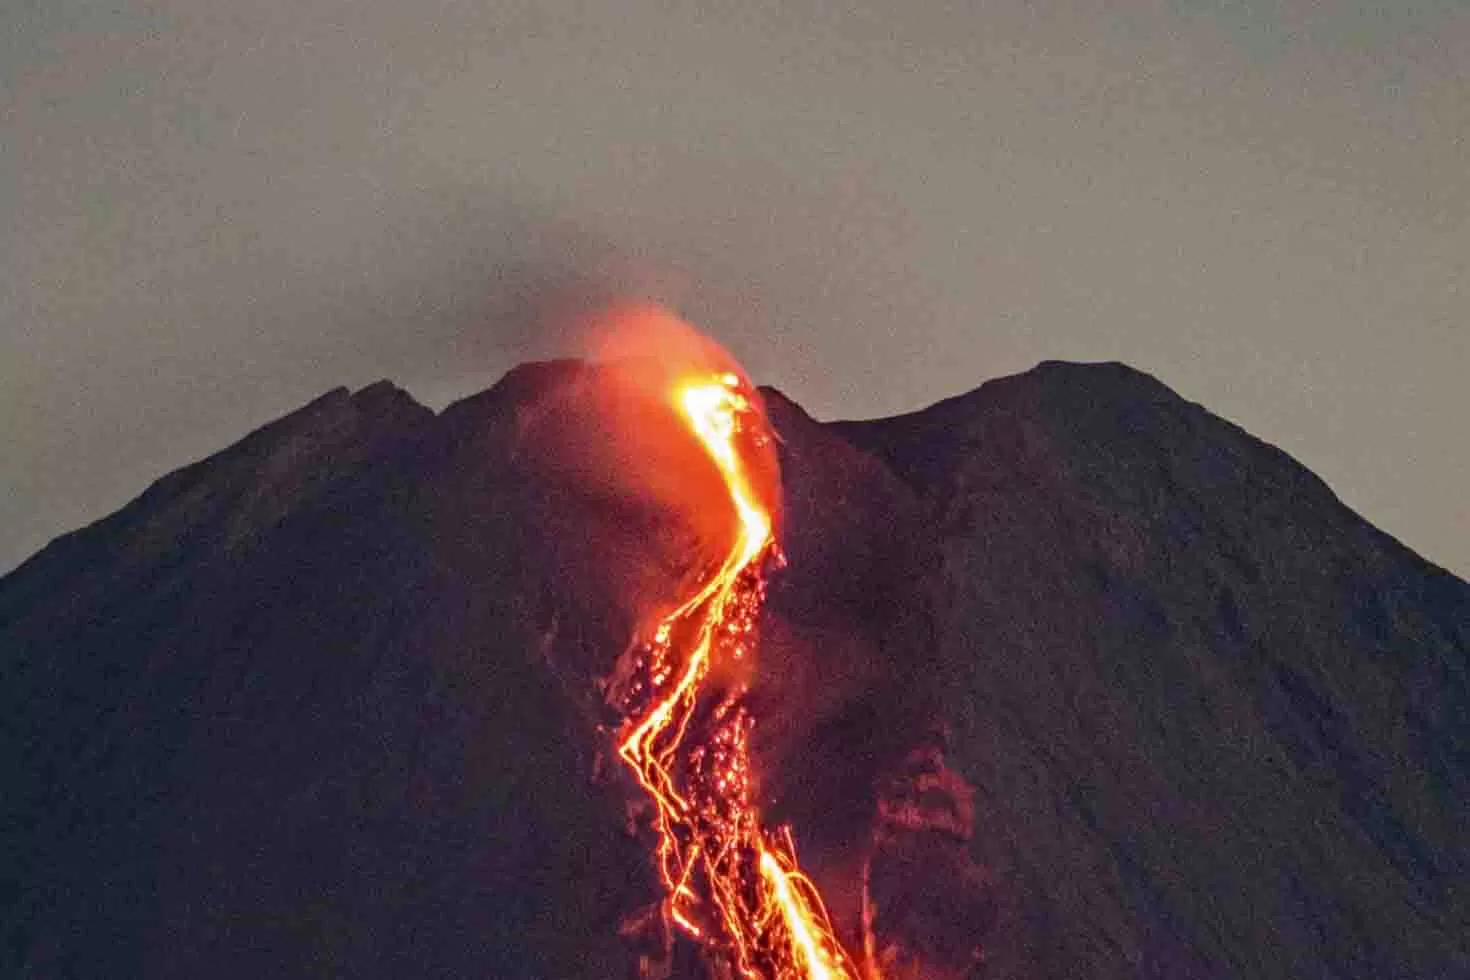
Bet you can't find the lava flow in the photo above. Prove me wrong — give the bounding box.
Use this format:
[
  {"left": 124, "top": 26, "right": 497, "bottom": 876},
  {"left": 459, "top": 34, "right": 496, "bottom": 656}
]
[{"left": 611, "top": 367, "right": 862, "bottom": 980}]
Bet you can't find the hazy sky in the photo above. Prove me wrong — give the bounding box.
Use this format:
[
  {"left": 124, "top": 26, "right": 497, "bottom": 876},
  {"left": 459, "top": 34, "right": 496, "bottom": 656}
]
[{"left": 3, "top": 0, "right": 1466, "bottom": 576}]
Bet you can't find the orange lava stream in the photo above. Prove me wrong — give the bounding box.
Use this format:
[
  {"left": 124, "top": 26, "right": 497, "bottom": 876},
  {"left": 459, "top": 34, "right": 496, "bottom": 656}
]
[{"left": 614, "top": 373, "right": 861, "bottom": 980}]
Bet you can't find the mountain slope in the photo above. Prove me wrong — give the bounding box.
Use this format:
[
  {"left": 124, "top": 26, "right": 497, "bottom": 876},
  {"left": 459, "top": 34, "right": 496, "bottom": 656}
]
[
  {"left": 2, "top": 361, "right": 1465, "bottom": 979},
  {"left": 836, "top": 360, "right": 1468, "bottom": 978}
]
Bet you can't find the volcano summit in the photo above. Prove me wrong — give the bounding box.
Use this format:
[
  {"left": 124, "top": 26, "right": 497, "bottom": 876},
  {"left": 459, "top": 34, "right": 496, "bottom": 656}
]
[{"left": 2, "top": 358, "right": 1466, "bottom": 979}]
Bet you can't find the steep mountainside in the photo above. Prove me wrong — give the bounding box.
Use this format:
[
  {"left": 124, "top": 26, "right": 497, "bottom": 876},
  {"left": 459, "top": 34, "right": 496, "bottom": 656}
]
[
  {"left": 835, "top": 362, "right": 1468, "bottom": 979},
  {"left": 3, "top": 361, "right": 1465, "bottom": 979}
]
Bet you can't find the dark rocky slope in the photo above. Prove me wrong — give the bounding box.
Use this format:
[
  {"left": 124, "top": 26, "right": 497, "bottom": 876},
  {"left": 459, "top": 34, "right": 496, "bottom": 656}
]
[
  {"left": 2, "top": 361, "right": 1465, "bottom": 979},
  {"left": 834, "top": 362, "right": 1468, "bottom": 979}
]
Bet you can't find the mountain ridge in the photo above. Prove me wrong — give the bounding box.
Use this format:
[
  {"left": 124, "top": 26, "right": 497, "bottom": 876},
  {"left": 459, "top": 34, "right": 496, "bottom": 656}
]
[{"left": 3, "top": 360, "right": 1465, "bottom": 979}]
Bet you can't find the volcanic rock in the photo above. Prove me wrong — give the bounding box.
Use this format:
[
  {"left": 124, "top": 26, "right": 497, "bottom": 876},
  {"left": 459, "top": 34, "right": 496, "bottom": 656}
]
[{"left": 2, "top": 360, "right": 1465, "bottom": 979}]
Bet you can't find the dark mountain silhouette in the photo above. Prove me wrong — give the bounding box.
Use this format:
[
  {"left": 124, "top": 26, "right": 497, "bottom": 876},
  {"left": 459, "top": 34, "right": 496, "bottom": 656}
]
[{"left": 3, "top": 361, "right": 1465, "bottom": 979}]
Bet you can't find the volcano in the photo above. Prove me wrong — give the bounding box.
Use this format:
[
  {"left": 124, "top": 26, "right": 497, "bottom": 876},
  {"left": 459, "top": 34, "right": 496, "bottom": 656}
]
[{"left": 3, "top": 358, "right": 1466, "bottom": 979}]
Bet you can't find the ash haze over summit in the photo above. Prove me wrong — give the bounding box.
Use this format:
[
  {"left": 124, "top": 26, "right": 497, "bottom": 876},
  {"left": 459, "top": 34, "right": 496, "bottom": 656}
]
[{"left": 2, "top": 0, "right": 1466, "bottom": 575}]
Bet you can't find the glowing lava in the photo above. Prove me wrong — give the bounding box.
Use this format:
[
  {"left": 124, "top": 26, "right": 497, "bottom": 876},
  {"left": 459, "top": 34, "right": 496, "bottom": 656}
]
[{"left": 612, "top": 369, "right": 862, "bottom": 980}]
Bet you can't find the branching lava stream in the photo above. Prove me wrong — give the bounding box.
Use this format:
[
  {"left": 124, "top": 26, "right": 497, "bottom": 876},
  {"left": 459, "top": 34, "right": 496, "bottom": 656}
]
[{"left": 611, "top": 369, "right": 863, "bottom": 980}]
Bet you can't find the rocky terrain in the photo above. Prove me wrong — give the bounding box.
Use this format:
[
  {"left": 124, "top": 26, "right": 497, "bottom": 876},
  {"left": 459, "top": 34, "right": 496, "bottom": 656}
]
[{"left": 3, "top": 360, "right": 1465, "bottom": 979}]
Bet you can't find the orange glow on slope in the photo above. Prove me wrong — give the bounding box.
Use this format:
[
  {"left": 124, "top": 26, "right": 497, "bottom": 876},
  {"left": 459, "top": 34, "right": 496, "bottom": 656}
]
[{"left": 612, "top": 367, "right": 862, "bottom": 980}]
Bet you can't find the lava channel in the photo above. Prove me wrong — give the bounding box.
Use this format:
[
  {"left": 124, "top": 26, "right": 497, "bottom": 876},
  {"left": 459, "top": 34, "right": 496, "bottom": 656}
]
[{"left": 609, "top": 359, "right": 865, "bottom": 980}]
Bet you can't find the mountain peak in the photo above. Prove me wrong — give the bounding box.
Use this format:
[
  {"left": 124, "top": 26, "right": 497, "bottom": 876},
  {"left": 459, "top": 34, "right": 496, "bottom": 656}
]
[
  {"left": 4, "top": 360, "right": 1466, "bottom": 979},
  {"left": 0, "top": 381, "right": 432, "bottom": 624}
]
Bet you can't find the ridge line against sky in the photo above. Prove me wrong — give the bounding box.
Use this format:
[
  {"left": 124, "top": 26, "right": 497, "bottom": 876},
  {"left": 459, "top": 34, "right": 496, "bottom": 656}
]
[{"left": 2, "top": 0, "right": 1466, "bottom": 576}]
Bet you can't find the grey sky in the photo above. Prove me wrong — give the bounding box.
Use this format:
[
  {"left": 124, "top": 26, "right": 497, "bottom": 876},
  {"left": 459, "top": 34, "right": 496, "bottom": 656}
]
[{"left": 3, "top": 0, "right": 1466, "bottom": 576}]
